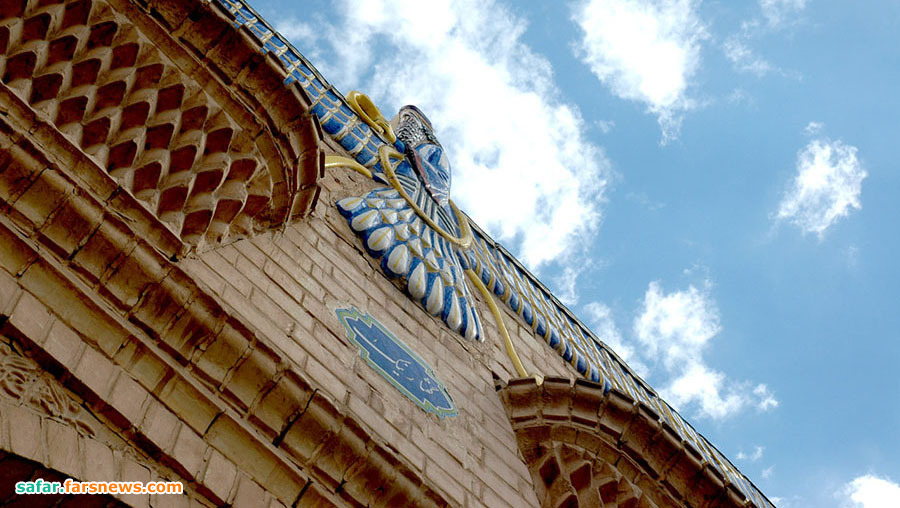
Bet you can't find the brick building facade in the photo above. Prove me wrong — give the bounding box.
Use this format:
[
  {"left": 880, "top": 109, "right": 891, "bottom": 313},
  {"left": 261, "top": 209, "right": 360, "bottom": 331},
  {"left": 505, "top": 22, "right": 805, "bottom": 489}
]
[{"left": 0, "top": 0, "right": 772, "bottom": 506}]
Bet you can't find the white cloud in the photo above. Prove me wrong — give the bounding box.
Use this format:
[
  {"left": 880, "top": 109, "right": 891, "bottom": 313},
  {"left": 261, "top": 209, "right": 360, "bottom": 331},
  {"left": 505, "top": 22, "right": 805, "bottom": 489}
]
[
  {"left": 736, "top": 445, "right": 764, "bottom": 462},
  {"left": 754, "top": 383, "right": 779, "bottom": 410},
  {"left": 776, "top": 138, "right": 867, "bottom": 237},
  {"left": 273, "top": 18, "right": 315, "bottom": 43},
  {"left": 554, "top": 267, "right": 582, "bottom": 306},
  {"left": 804, "top": 121, "right": 825, "bottom": 135},
  {"left": 723, "top": 36, "right": 773, "bottom": 76},
  {"left": 761, "top": 466, "right": 774, "bottom": 479},
  {"left": 583, "top": 302, "right": 647, "bottom": 375},
  {"left": 840, "top": 475, "right": 900, "bottom": 508},
  {"left": 571, "top": 0, "right": 707, "bottom": 143},
  {"left": 634, "top": 280, "right": 777, "bottom": 419},
  {"left": 760, "top": 0, "right": 807, "bottom": 27},
  {"left": 281, "top": 0, "right": 610, "bottom": 269}
]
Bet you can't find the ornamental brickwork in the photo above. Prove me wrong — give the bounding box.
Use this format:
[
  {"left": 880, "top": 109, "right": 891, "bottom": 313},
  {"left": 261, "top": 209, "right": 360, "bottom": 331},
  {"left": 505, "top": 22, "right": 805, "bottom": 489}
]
[{"left": 0, "top": 0, "right": 772, "bottom": 507}]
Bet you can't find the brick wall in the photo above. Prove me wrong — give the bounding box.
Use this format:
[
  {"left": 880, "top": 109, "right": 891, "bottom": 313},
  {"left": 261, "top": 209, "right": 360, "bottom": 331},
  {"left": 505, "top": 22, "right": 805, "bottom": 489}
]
[{"left": 180, "top": 163, "right": 584, "bottom": 507}]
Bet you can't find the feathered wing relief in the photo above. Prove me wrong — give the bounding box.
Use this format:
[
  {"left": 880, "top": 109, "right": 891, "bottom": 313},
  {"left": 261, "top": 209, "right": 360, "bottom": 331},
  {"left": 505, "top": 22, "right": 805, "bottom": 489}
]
[
  {"left": 337, "top": 189, "right": 482, "bottom": 341},
  {"left": 336, "top": 105, "right": 483, "bottom": 341}
]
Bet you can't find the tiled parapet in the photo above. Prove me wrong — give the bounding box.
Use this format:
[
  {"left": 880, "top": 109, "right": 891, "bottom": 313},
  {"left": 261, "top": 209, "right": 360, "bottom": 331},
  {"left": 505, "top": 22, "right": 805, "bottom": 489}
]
[{"left": 498, "top": 377, "right": 774, "bottom": 508}]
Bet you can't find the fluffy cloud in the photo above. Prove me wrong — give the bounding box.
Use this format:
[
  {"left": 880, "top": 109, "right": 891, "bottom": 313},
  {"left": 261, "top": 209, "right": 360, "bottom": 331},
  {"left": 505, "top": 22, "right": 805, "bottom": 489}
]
[
  {"left": 723, "top": 36, "right": 773, "bottom": 76},
  {"left": 634, "top": 281, "right": 777, "bottom": 419},
  {"left": 776, "top": 138, "right": 867, "bottom": 237},
  {"left": 571, "top": 0, "right": 707, "bottom": 142},
  {"left": 840, "top": 475, "right": 900, "bottom": 508},
  {"left": 277, "top": 0, "right": 610, "bottom": 269},
  {"left": 736, "top": 445, "right": 764, "bottom": 462},
  {"left": 583, "top": 302, "right": 646, "bottom": 375},
  {"left": 553, "top": 266, "right": 583, "bottom": 306},
  {"left": 759, "top": 0, "right": 807, "bottom": 27}
]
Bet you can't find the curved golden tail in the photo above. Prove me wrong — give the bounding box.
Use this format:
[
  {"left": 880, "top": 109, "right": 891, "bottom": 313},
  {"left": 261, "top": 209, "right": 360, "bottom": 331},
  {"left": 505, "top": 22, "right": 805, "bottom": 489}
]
[{"left": 465, "top": 268, "right": 531, "bottom": 379}]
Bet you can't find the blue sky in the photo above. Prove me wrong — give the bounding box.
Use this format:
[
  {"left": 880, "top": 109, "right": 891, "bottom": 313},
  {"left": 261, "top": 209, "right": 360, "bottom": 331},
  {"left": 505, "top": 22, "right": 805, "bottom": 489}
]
[{"left": 251, "top": 1, "right": 900, "bottom": 506}]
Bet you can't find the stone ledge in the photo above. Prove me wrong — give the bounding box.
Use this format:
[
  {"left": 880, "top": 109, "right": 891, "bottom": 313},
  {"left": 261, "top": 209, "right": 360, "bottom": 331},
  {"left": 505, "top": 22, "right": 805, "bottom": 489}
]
[{"left": 497, "top": 377, "right": 769, "bottom": 508}]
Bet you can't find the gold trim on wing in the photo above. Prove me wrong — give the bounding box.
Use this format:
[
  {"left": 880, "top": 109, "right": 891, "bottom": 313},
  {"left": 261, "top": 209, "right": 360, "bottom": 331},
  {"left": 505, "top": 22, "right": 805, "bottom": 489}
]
[
  {"left": 466, "top": 269, "right": 528, "bottom": 379},
  {"left": 467, "top": 269, "right": 543, "bottom": 384},
  {"left": 324, "top": 155, "right": 373, "bottom": 179},
  {"left": 347, "top": 91, "right": 397, "bottom": 143},
  {"left": 378, "top": 145, "right": 474, "bottom": 250}
]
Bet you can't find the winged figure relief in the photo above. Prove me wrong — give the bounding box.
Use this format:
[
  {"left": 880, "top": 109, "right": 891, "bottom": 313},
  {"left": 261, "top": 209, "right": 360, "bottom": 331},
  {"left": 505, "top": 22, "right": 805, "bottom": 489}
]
[{"left": 335, "top": 104, "right": 485, "bottom": 342}]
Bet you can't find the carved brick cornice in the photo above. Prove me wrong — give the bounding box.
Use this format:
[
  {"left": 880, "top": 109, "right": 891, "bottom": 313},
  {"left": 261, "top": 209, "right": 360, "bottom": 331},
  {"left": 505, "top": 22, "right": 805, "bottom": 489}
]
[
  {"left": 0, "top": 79, "right": 447, "bottom": 508},
  {"left": 0, "top": 0, "right": 322, "bottom": 252},
  {"left": 0, "top": 340, "right": 97, "bottom": 437},
  {"left": 498, "top": 377, "right": 764, "bottom": 508}
]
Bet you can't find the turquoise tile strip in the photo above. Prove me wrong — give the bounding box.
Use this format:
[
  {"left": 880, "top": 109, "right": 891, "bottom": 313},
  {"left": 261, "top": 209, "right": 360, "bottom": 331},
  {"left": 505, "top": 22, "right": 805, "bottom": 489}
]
[{"left": 207, "top": 1, "right": 771, "bottom": 505}]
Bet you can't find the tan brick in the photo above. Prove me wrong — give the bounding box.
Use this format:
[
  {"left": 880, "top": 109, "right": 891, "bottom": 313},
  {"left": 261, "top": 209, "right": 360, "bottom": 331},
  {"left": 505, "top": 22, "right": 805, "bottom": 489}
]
[
  {"left": 7, "top": 405, "right": 43, "bottom": 462},
  {"left": 13, "top": 168, "right": 73, "bottom": 229},
  {"left": 180, "top": 258, "right": 227, "bottom": 297},
  {"left": 234, "top": 254, "right": 270, "bottom": 293},
  {"left": 250, "top": 373, "right": 313, "bottom": 437},
  {"left": 202, "top": 449, "right": 238, "bottom": 503},
  {"left": 248, "top": 287, "right": 293, "bottom": 334},
  {"left": 157, "top": 376, "right": 221, "bottom": 434},
  {"left": 170, "top": 424, "right": 207, "bottom": 478},
  {"left": 45, "top": 419, "right": 81, "bottom": 478},
  {"left": 107, "top": 371, "right": 150, "bottom": 424},
  {"left": 220, "top": 287, "right": 285, "bottom": 347},
  {"left": 140, "top": 400, "right": 180, "bottom": 453},
  {"left": 160, "top": 299, "right": 223, "bottom": 361},
  {"left": 196, "top": 323, "right": 251, "bottom": 383},
  {"left": 302, "top": 355, "right": 349, "bottom": 404},
  {"left": 119, "top": 456, "right": 151, "bottom": 508},
  {"left": 234, "top": 239, "right": 268, "bottom": 268},
  {"left": 81, "top": 436, "right": 116, "bottom": 482},
  {"left": 19, "top": 260, "right": 130, "bottom": 357},
  {"left": 280, "top": 392, "right": 341, "bottom": 465},
  {"left": 482, "top": 446, "right": 526, "bottom": 494},
  {"left": 150, "top": 491, "right": 191, "bottom": 508},
  {"left": 202, "top": 252, "right": 253, "bottom": 297},
  {"left": 8, "top": 290, "right": 53, "bottom": 343},
  {"left": 271, "top": 237, "right": 312, "bottom": 268},
  {"left": 310, "top": 418, "right": 369, "bottom": 489},
  {"left": 0, "top": 268, "right": 20, "bottom": 315},
  {"left": 294, "top": 481, "right": 337, "bottom": 508},
  {"left": 346, "top": 393, "right": 400, "bottom": 446},
  {"left": 38, "top": 188, "right": 103, "bottom": 257},
  {"left": 204, "top": 415, "right": 295, "bottom": 493},
  {"left": 284, "top": 223, "right": 317, "bottom": 251},
  {"left": 293, "top": 265, "right": 328, "bottom": 302},
  {"left": 42, "top": 320, "right": 85, "bottom": 369},
  {"left": 73, "top": 345, "right": 117, "bottom": 399},
  {"left": 224, "top": 349, "right": 277, "bottom": 409},
  {"left": 232, "top": 474, "right": 268, "bottom": 508},
  {"left": 70, "top": 220, "right": 132, "bottom": 284},
  {"left": 261, "top": 261, "right": 307, "bottom": 313},
  {"left": 121, "top": 342, "right": 170, "bottom": 392},
  {"left": 424, "top": 461, "right": 467, "bottom": 507}
]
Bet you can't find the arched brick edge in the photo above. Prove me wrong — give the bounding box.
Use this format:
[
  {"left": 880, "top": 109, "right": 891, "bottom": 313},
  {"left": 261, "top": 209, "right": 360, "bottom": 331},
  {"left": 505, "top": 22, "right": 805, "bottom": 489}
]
[
  {"left": 497, "top": 377, "right": 763, "bottom": 508},
  {"left": 0, "top": 0, "right": 323, "bottom": 253}
]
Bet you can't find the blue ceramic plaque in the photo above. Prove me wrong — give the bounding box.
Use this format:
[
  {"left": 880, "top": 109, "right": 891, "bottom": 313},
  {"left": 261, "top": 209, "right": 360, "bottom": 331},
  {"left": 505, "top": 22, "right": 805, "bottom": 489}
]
[{"left": 336, "top": 307, "right": 457, "bottom": 418}]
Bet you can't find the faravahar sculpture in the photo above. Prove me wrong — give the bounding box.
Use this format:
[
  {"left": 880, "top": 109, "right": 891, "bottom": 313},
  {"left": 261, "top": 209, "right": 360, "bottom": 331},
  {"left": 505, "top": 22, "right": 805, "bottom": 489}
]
[{"left": 326, "top": 94, "right": 531, "bottom": 378}]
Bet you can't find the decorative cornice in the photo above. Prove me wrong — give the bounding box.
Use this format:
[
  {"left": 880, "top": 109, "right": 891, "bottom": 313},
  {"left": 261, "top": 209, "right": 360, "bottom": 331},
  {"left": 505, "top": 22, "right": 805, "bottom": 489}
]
[{"left": 498, "top": 377, "right": 773, "bottom": 508}]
